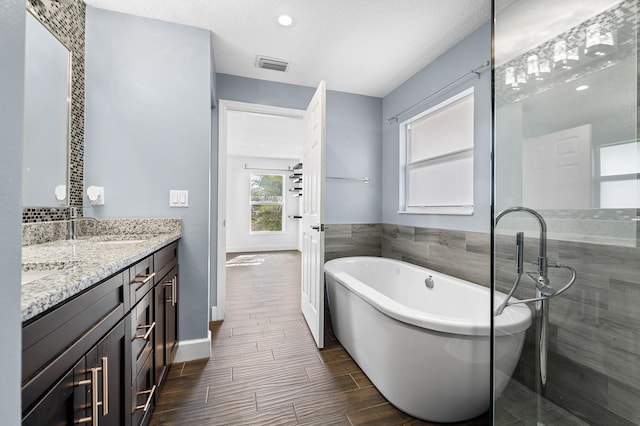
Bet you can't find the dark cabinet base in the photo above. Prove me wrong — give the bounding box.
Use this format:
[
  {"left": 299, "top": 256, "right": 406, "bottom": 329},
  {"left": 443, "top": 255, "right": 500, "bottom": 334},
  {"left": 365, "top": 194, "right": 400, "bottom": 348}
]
[{"left": 22, "top": 241, "right": 179, "bottom": 426}]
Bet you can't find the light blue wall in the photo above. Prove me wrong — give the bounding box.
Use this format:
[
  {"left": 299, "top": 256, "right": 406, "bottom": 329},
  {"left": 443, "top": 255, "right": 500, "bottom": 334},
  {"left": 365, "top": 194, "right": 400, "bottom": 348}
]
[
  {"left": 325, "top": 90, "right": 382, "bottom": 224},
  {"left": 214, "top": 73, "right": 383, "bottom": 224},
  {"left": 84, "top": 6, "right": 212, "bottom": 341},
  {"left": 0, "top": 0, "right": 25, "bottom": 422},
  {"left": 382, "top": 22, "right": 492, "bottom": 233}
]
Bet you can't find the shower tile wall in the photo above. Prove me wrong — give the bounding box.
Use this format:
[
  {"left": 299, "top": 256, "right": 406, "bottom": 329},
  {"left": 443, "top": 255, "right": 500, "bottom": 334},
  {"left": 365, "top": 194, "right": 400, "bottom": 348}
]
[{"left": 496, "top": 235, "right": 640, "bottom": 425}]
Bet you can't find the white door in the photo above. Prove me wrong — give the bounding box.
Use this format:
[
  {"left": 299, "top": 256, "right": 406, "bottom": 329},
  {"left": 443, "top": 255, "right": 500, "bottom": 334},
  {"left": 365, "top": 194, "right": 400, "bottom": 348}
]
[
  {"left": 523, "top": 124, "right": 592, "bottom": 209},
  {"left": 301, "top": 81, "right": 326, "bottom": 348}
]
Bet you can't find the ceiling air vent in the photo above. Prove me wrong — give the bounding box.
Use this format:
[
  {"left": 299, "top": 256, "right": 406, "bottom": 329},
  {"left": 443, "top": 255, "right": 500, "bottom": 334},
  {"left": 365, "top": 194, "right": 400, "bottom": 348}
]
[{"left": 255, "top": 55, "right": 290, "bottom": 72}]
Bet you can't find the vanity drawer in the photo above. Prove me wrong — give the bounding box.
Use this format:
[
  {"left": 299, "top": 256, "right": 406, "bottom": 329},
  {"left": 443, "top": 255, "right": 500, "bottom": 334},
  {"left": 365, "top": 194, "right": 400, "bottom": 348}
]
[
  {"left": 131, "top": 291, "right": 154, "bottom": 381},
  {"left": 129, "top": 255, "right": 154, "bottom": 306},
  {"left": 154, "top": 241, "right": 178, "bottom": 282},
  {"left": 131, "top": 349, "right": 155, "bottom": 426},
  {"left": 22, "top": 272, "right": 126, "bottom": 412}
]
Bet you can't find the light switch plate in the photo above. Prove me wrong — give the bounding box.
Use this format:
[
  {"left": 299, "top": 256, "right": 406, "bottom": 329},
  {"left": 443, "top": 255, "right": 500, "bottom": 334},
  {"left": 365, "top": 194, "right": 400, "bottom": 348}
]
[{"left": 169, "top": 190, "right": 189, "bottom": 207}]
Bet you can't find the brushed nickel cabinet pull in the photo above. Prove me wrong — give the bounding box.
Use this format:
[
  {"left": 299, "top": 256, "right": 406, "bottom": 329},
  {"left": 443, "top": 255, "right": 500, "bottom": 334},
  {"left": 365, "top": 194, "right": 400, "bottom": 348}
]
[
  {"left": 132, "top": 272, "right": 155, "bottom": 285},
  {"left": 164, "top": 276, "right": 177, "bottom": 306},
  {"left": 135, "top": 385, "right": 157, "bottom": 412},
  {"left": 172, "top": 276, "right": 177, "bottom": 306},
  {"left": 135, "top": 322, "right": 156, "bottom": 340},
  {"left": 101, "top": 357, "right": 109, "bottom": 416},
  {"left": 164, "top": 279, "right": 173, "bottom": 304},
  {"left": 74, "top": 367, "right": 99, "bottom": 425}
]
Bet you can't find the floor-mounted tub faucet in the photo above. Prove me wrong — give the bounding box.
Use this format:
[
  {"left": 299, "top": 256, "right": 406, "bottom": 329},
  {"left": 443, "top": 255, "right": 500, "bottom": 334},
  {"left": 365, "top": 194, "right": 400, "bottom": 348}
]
[
  {"left": 494, "top": 206, "right": 576, "bottom": 314},
  {"left": 494, "top": 206, "right": 577, "bottom": 398}
]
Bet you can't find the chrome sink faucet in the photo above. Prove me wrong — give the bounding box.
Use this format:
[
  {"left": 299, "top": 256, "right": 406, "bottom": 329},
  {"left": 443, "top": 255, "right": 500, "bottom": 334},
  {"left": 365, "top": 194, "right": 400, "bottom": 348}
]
[{"left": 68, "top": 206, "right": 99, "bottom": 240}]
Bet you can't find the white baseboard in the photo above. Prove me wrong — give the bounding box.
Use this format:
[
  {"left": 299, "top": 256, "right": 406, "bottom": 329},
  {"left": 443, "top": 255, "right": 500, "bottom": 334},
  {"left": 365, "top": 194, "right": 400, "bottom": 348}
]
[
  {"left": 174, "top": 330, "right": 211, "bottom": 362},
  {"left": 211, "top": 305, "right": 224, "bottom": 321}
]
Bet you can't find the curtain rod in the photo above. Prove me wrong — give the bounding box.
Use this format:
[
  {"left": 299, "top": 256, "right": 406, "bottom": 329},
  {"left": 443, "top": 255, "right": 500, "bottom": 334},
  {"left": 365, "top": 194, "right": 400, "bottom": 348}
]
[
  {"left": 244, "top": 163, "right": 292, "bottom": 172},
  {"left": 327, "top": 176, "right": 370, "bottom": 184},
  {"left": 385, "top": 60, "right": 490, "bottom": 124}
]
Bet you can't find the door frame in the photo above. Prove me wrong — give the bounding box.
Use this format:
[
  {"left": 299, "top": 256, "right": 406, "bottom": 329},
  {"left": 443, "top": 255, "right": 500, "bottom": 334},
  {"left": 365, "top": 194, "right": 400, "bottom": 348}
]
[{"left": 215, "top": 100, "right": 305, "bottom": 321}]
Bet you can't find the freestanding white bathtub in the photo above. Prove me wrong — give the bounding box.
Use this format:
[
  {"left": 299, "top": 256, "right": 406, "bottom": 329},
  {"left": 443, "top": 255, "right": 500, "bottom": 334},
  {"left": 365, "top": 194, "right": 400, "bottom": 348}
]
[{"left": 324, "top": 256, "right": 531, "bottom": 423}]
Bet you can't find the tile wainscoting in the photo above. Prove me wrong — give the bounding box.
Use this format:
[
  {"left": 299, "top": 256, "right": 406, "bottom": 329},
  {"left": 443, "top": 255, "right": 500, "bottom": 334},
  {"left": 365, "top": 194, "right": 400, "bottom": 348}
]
[
  {"left": 381, "top": 224, "right": 491, "bottom": 287},
  {"left": 324, "top": 224, "right": 383, "bottom": 261},
  {"left": 324, "top": 223, "right": 491, "bottom": 286}
]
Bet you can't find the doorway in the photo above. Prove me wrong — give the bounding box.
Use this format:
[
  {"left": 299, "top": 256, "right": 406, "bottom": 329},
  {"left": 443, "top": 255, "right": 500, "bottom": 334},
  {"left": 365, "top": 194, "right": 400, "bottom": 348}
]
[{"left": 216, "top": 100, "right": 305, "bottom": 322}]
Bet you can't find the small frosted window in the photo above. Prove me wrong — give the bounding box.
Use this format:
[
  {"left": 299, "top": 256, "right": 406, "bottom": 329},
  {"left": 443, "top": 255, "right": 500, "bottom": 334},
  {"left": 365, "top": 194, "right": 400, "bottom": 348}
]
[
  {"left": 407, "top": 152, "right": 473, "bottom": 207},
  {"left": 600, "top": 141, "right": 640, "bottom": 176},
  {"left": 400, "top": 88, "right": 474, "bottom": 214},
  {"left": 600, "top": 180, "right": 640, "bottom": 208},
  {"left": 409, "top": 95, "right": 474, "bottom": 163}
]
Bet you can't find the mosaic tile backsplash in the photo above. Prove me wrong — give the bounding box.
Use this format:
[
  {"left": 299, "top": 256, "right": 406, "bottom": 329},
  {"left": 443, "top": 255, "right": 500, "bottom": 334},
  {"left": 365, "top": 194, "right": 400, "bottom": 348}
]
[{"left": 24, "top": 0, "right": 86, "bottom": 222}]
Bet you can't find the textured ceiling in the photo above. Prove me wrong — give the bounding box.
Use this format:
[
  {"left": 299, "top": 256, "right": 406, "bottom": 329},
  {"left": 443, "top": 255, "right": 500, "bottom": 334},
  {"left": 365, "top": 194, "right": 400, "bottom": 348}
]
[{"left": 83, "top": 0, "right": 490, "bottom": 97}]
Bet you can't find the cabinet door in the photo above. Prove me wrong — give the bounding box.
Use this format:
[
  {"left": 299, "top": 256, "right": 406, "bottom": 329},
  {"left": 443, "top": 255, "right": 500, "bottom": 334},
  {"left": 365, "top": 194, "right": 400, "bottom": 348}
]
[
  {"left": 22, "top": 358, "right": 85, "bottom": 426},
  {"left": 165, "top": 265, "right": 179, "bottom": 365},
  {"left": 154, "top": 280, "right": 166, "bottom": 385},
  {"left": 85, "top": 320, "right": 129, "bottom": 426}
]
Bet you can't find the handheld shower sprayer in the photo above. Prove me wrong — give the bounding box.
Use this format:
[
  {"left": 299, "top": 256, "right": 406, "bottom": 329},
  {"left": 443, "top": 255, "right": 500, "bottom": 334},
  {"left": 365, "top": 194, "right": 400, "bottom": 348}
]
[{"left": 515, "top": 231, "right": 524, "bottom": 275}]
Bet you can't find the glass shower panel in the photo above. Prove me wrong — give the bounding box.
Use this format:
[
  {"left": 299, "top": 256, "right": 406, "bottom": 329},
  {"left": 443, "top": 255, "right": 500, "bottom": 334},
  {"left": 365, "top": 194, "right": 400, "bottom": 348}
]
[{"left": 493, "top": 1, "right": 638, "bottom": 424}]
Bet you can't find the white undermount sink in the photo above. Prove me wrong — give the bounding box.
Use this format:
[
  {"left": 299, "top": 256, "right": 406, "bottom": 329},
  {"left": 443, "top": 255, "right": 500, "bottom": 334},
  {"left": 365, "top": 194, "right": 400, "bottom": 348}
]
[
  {"left": 21, "top": 261, "right": 79, "bottom": 285},
  {"left": 77, "top": 235, "right": 156, "bottom": 245},
  {"left": 94, "top": 239, "right": 147, "bottom": 245},
  {"left": 21, "top": 270, "right": 57, "bottom": 285}
]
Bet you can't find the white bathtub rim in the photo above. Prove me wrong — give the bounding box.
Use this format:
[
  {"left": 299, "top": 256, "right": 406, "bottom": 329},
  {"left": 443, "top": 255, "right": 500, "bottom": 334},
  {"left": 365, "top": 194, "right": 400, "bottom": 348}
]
[{"left": 326, "top": 258, "right": 531, "bottom": 336}]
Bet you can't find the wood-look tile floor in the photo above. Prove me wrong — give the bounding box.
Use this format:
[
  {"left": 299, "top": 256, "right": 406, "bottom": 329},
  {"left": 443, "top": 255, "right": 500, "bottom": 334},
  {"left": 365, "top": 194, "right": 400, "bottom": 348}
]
[{"left": 150, "top": 251, "right": 490, "bottom": 426}]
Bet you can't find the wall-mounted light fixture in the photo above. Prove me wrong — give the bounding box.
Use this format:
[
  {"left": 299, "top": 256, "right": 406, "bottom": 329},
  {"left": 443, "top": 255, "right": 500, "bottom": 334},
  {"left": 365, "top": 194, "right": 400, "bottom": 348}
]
[
  {"left": 585, "top": 23, "right": 615, "bottom": 57},
  {"left": 527, "top": 54, "right": 551, "bottom": 81},
  {"left": 553, "top": 40, "right": 579, "bottom": 70}
]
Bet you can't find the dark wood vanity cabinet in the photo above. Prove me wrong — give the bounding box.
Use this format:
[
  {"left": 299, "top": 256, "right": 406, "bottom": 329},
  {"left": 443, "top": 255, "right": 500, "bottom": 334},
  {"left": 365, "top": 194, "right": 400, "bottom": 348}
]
[
  {"left": 22, "top": 241, "right": 179, "bottom": 426},
  {"left": 23, "top": 318, "right": 130, "bottom": 426},
  {"left": 153, "top": 242, "right": 179, "bottom": 386}
]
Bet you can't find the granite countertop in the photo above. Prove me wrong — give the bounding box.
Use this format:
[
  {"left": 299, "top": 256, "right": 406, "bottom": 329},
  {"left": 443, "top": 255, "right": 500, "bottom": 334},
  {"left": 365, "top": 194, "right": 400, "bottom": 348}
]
[{"left": 21, "top": 219, "right": 181, "bottom": 323}]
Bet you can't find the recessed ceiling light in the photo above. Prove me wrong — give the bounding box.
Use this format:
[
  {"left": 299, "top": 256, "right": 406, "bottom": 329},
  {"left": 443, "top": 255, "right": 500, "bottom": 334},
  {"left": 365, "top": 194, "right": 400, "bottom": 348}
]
[
  {"left": 575, "top": 85, "right": 589, "bottom": 91},
  {"left": 278, "top": 15, "right": 293, "bottom": 27}
]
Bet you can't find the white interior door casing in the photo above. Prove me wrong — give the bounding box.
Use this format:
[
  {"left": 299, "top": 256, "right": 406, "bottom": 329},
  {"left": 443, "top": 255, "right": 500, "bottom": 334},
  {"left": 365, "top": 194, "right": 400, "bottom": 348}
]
[{"left": 301, "top": 81, "right": 326, "bottom": 348}]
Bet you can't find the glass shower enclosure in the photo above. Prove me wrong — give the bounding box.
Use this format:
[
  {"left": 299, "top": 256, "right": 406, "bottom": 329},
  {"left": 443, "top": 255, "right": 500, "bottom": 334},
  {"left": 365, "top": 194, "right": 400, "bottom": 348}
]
[{"left": 493, "top": 0, "right": 639, "bottom": 424}]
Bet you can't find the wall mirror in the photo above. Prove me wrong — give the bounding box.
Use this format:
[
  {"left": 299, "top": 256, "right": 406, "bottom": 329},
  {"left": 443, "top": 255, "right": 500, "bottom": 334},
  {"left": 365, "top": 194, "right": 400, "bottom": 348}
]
[
  {"left": 23, "top": 8, "right": 71, "bottom": 207},
  {"left": 494, "top": 0, "right": 638, "bottom": 247}
]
